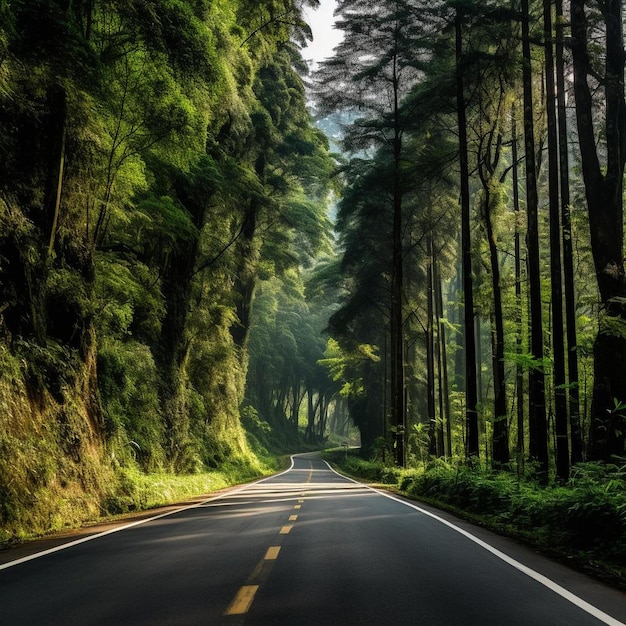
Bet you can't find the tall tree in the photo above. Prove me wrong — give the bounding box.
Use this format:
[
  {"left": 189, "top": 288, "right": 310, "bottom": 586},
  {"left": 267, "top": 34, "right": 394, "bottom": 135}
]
[
  {"left": 426, "top": 234, "right": 438, "bottom": 455},
  {"left": 512, "top": 103, "right": 526, "bottom": 471},
  {"left": 543, "top": 0, "right": 569, "bottom": 480},
  {"left": 434, "top": 254, "right": 452, "bottom": 457},
  {"left": 315, "top": 0, "right": 440, "bottom": 465},
  {"left": 555, "top": 0, "right": 583, "bottom": 464},
  {"left": 521, "top": 0, "right": 549, "bottom": 479},
  {"left": 455, "top": 6, "right": 480, "bottom": 459},
  {"left": 571, "top": 0, "right": 626, "bottom": 460},
  {"left": 468, "top": 21, "right": 515, "bottom": 467}
]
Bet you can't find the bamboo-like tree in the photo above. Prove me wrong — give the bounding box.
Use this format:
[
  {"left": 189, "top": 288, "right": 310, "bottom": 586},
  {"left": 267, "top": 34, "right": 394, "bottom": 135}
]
[
  {"left": 543, "top": 0, "right": 569, "bottom": 480},
  {"left": 521, "top": 0, "right": 549, "bottom": 479}
]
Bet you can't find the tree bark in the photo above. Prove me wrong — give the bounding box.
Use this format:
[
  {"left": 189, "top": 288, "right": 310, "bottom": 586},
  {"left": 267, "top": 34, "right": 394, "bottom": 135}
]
[
  {"left": 483, "top": 183, "right": 509, "bottom": 468},
  {"left": 522, "top": 0, "right": 549, "bottom": 480},
  {"left": 555, "top": 0, "right": 583, "bottom": 465},
  {"left": 543, "top": 0, "right": 569, "bottom": 480},
  {"left": 435, "top": 255, "right": 452, "bottom": 458},
  {"left": 512, "top": 103, "right": 526, "bottom": 473},
  {"left": 427, "top": 235, "right": 438, "bottom": 457},
  {"left": 571, "top": 0, "right": 626, "bottom": 460},
  {"left": 390, "top": 47, "right": 406, "bottom": 466},
  {"left": 456, "top": 9, "right": 480, "bottom": 459}
]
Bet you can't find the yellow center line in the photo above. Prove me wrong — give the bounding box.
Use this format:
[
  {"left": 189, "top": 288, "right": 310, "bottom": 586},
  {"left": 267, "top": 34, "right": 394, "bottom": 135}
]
[
  {"left": 264, "top": 546, "right": 281, "bottom": 560},
  {"left": 224, "top": 585, "right": 259, "bottom": 616},
  {"left": 223, "top": 475, "right": 313, "bottom": 618}
]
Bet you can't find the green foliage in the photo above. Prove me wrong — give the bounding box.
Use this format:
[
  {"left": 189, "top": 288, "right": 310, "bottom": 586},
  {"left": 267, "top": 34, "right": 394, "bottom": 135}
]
[
  {"left": 0, "top": 344, "right": 21, "bottom": 382},
  {"left": 241, "top": 404, "right": 274, "bottom": 454},
  {"left": 319, "top": 338, "right": 380, "bottom": 399},
  {"left": 598, "top": 311, "right": 626, "bottom": 341},
  {"left": 246, "top": 269, "right": 342, "bottom": 448},
  {"left": 0, "top": 0, "right": 334, "bottom": 539},
  {"left": 325, "top": 450, "right": 401, "bottom": 484},
  {"left": 135, "top": 196, "right": 199, "bottom": 251},
  {"left": 16, "top": 339, "right": 81, "bottom": 402},
  {"left": 98, "top": 339, "right": 165, "bottom": 471}
]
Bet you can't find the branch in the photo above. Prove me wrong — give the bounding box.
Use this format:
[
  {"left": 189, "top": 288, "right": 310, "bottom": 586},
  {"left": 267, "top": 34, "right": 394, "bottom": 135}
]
[
  {"left": 240, "top": 9, "right": 297, "bottom": 47},
  {"left": 192, "top": 219, "right": 247, "bottom": 276}
]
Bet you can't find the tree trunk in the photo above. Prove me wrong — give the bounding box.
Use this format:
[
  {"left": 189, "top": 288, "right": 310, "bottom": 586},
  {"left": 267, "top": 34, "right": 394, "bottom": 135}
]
[
  {"left": 555, "top": 0, "right": 583, "bottom": 465},
  {"left": 571, "top": 0, "right": 626, "bottom": 460},
  {"left": 543, "top": 0, "right": 569, "bottom": 480},
  {"left": 156, "top": 165, "right": 213, "bottom": 469},
  {"left": 306, "top": 389, "right": 315, "bottom": 442},
  {"left": 427, "top": 235, "right": 438, "bottom": 456},
  {"left": 483, "top": 184, "right": 509, "bottom": 468},
  {"left": 435, "top": 255, "right": 452, "bottom": 458},
  {"left": 512, "top": 104, "right": 526, "bottom": 473},
  {"left": 230, "top": 201, "right": 258, "bottom": 351},
  {"left": 390, "top": 47, "right": 406, "bottom": 467},
  {"left": 452, "top": 259, "right": 465, "bottom": 393},
  {"left": 157, "top": 250, "right": 196, "bottom": 470},
  {"left": 522, "top": 0, "right": 549, "bottom": 480},
  {"left": 456, "top": 9, "right": 480, "bottom": 459}
]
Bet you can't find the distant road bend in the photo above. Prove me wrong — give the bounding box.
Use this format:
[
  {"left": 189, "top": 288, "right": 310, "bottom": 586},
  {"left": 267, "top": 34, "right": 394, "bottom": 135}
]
[{"left": 1, "top": 454, "right": 625, "bottom": 625}]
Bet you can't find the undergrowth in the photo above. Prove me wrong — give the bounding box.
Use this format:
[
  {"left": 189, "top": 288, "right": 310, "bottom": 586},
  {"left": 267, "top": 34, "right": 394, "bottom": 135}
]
[
  {"left": 100, "top": 460, "right": 275, "bottom": 516},
  {"left": 0, "top": 454, "right": 284, "bottom": 547},
  {"left": 324, "top": 451, "right": 626, "bottom": 589}
]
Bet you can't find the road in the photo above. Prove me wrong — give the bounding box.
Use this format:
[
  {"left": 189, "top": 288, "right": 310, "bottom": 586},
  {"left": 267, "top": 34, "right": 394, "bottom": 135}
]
[{"left": 0, "top": 454, "right": 625, "bottom": 625}]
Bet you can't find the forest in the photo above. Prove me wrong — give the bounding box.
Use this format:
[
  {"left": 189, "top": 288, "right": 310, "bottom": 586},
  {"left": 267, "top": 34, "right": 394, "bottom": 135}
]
[
  {"left": 313, "top": 0, "right": 626, "bottom": 474},
  {"left": 0, "top": 0, "right": 625, "bottom": 576}
]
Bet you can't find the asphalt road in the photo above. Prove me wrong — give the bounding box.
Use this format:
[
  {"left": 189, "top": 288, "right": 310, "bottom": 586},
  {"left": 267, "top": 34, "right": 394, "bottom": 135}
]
[{"left": 1, "top": 454, "right": 625, "bottom": 625}]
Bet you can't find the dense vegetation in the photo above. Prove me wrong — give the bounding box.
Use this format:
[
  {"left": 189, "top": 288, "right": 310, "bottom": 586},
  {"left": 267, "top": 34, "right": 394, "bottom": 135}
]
[
  {"left": 312, "top": 0, "right": 626, "bottom": 584},
  {"left": 0, "top": 0, "right": 341, "bottom": 541}
]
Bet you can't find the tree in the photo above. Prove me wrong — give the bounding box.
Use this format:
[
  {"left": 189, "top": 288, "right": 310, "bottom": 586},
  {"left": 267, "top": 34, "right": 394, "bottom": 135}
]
[
  {"left": 0, "top": 0, "right": 336, "bottom": 532},
  {"left": 316, "top": 0, "right": 447, "bottom": 465},
  {"left": 455, "top": 4, "right": 480, "bottom": 459},
  {"left": 521, "top": 0, "right": 549, "bottom": 479},
  {"left": 543, "top": 0, "right": 569, "bottom": 480},
  {"left": 571, "top": 0, "right": 626, "bottom": 460},
  {"left": 555, "top": 0, "right": 583, "bottom": 465}
]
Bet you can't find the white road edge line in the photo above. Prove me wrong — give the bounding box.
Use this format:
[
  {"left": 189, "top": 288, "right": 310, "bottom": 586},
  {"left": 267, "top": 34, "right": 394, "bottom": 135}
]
[
  {"left": 323, "top": 458, "right": 625, "bottom": 626},
  {"left": 0, "top": 457, "right": 297, "bottom": 572}
]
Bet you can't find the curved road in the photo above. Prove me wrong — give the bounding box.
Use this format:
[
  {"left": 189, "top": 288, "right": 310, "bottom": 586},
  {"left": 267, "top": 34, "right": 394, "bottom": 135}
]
[{"left": 0, "top": 454, "right": 625, "bottom": 625}]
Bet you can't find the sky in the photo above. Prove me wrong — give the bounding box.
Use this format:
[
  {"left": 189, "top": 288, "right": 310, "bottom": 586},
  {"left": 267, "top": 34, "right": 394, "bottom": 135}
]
[{"left": 301, "top": 0, "right": 343, "bottom": 69}]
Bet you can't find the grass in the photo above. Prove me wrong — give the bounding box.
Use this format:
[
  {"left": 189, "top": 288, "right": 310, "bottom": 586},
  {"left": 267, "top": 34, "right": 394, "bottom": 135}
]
[{"left": 0, "top": 455, "right": 291, "bottom": 548}]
